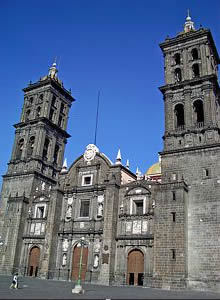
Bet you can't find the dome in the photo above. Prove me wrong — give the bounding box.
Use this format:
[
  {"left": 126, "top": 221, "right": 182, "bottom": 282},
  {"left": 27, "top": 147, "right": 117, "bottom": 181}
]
[{"left": 145, "top": 162, "right": 161, "bottom": 175}]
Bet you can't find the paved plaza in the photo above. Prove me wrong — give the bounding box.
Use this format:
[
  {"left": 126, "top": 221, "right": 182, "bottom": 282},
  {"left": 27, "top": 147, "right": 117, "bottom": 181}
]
[{"left": 0, "top": 275, "right": 220, "bottom": 299}]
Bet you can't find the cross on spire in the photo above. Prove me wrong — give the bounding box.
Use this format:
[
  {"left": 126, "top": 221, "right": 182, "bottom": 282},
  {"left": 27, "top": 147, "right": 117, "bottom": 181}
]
[{"left": 184, "top": 9, "right": 195, "bottom": 33}]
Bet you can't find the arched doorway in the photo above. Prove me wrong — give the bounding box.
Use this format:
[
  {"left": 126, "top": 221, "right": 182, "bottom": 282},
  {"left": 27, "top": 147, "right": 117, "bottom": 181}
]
[
  {"left": 71, "top": 245, "right": 88, "bottom": 282},
  {"left": 28, "top": 246, "right": 40, "bottom": 277},
  {"left": 127, "top": 249, "right": 144, "bottom": 286}
]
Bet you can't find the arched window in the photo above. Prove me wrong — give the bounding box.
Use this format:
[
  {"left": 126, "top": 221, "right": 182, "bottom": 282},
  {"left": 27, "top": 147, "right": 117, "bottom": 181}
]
[
  {"left": 192, "top": 63, "right": 200, "bottom": 77},
  {"left": 191, "top": 48, "right": 198, "bottom": 60},
  {"left": 174, "top": 104, "right": 185, "bottom": 128},
  {"left": 43, "top": 138, "right": 50, "bottom": 160},
  {"left": 16, "top": 138, "right": 24, "bottom": 160},
  {"left": 25, "top": 109, "right": 31, "bottom": 121},
  {"left": 36, "top": 106, "right": 41, "bottom": 118},
  {"left": 174, "top": 53, "right": 180, "bottom": 65},
  {"left": 27, "top": 136, "right": 35, "bottom": 158},
  {"left": 174, "top": 68, "right": 182, "bottom": 82},
  {"left": 60, "top": 103, "right": 65, "bottom": 114},
  {"left": 193, "top": 100, "right": 204, "bottom": 126},
  {"left": 49, "top": 109, "right": 54, "bottom": 121},
  {"left": 58, "top": 115, "right": 63, "bottom": 127},
  {"left": 53, "top": 144, "right": 59, "bottom": 164},
  {"left": 51, "top": 95, "right": 56, "bottom": 107},
  {"left": 29, "top": 97, "right": 33, "bottom": 106}
]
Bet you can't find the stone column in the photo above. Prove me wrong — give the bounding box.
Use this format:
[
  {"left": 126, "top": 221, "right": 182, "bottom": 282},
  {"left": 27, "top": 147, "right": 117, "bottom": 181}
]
[
  {"left": 183, "top": 87, "right": 192, "bottom": 129},
  {"left": 202, "top": 84, "right": 213, "bottom": 127},
  {"left": 164, "top": 91, "right": 173, "bottom": 134},
  {"left": 98, "top": 178, "right": 119, "bottom": 285}
]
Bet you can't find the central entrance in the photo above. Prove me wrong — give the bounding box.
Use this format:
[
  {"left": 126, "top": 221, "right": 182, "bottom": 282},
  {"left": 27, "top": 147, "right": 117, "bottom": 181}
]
[
  {"left": 127, "top": 249, "right": 144, "bottom": 286},
  {"left": 28, "top": 246, "right": 40, "bottom": 277},
  {"left": 71, "top": 245, "right": 88, "bottom": 281}
]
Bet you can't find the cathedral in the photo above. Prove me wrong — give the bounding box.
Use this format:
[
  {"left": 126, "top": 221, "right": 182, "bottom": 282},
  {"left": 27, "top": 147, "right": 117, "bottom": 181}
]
[{"left": 0, "top": 13, "right": 220, "bottom": 292}]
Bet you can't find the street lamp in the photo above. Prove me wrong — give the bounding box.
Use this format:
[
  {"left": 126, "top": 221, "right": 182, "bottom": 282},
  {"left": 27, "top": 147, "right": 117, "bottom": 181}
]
[{"left": 72, "top": 236, "right": 88, "bottom": 294}]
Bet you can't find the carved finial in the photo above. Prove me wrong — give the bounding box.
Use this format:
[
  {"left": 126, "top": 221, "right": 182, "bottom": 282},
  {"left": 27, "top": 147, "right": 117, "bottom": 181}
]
[
  {"left": 61, "top": 158, "right": 68, "bottom": 173},
  {"left": 126, "top": 159, "right": 130, "bottom": 169},
  {"left": 115, "top": 149, "right": 122, "bottom": 165},
  {"left": 159, "top": 154, "right": 161, "bottom": 163},
  {"left": 136, "top": 167, "right": 142, "bottom": 180}
]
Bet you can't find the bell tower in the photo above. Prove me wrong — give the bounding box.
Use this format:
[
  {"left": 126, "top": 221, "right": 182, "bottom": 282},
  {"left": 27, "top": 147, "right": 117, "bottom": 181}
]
[
  {"left": 160, "top": 12, "right": 220, "bottom": 160},
  {"left": 0, "top": 63, "right": 75, "bottom": 275},
  {"left": 158, "top": 13, "right": 220, "bottom": 290},
  {"left": 9, "top": 62, "right": 74, "bottom": 179}
]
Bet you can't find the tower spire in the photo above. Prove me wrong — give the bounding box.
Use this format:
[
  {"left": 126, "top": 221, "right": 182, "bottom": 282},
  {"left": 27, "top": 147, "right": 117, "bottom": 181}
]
[
  {"left": 184, "top": 9, "right": 195, "bottom": 33},
  {"left": 187, "top": 9, "right": 190, "bottom": 20}
]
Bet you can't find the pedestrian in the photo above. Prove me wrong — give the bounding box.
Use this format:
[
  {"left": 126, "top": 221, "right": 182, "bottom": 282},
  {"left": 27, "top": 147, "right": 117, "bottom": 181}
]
[{"left": 10, "top": 273, "right": 18, "bottom": 289}]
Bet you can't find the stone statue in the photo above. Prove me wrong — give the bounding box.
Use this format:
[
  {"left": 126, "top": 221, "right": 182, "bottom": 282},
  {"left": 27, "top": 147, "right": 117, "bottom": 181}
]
[
  {"left": 62, "top": 253, "right": 67, "bottom": 266},
  {"left": 97, "top": 203, "right": 103, "bottom": 217},
  {"left": 65, "top": 205, "right": 72, "bottom": 220},
  {"left": 93, "top": 255, "right": 99, "bottom": 268},
  {"left": 41, "top": 182, "right": 46, "bottom": 191},
  {"left": 97, "top": 195, "right": 104, "bottom": 217}
]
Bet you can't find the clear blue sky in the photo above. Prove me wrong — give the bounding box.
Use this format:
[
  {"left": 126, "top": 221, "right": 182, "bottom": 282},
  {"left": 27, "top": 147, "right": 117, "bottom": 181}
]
[{"left": 0, "top": 0, "right": 219, "bottom": 186}]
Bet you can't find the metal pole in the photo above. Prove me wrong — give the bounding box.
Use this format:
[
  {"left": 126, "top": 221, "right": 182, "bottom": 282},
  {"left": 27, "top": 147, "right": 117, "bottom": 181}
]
[{"left": 94, "top": 90, "right": 100, "bottom": 146}]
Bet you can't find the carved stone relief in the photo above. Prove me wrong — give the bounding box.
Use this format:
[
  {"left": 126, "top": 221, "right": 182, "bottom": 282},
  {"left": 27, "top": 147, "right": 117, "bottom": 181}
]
[
  {"left": 142, "top": 220, "right": 148, "bottom": 232},
  {"left": 83, "top": 144, "right": 99, "bottom": 164},
  {"left": 94, "top": 239, "right": 101, "bottom": 253},
  {"left": 62, "top": 238, "right": 69, "bottom": 252},
  {"left": 126, "top": 221, "right": 132, "bottom": 232},
  {"left": 132, "top": 220, "right": 141, "bottom": 234}
]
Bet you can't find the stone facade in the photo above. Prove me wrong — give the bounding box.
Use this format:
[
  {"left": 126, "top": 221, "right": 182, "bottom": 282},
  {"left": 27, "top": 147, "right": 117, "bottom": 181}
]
[{"left": 0, "top": 16, "right": 220, "bottom": 292}]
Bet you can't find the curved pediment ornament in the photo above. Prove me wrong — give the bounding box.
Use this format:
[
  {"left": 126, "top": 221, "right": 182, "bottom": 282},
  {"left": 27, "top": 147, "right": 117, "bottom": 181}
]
[
  {"left": 125, "top": 185, "right": 151, "bottom": 196},
  {"left": 83, "top": 144, "right": 99, "bottom": 164}
]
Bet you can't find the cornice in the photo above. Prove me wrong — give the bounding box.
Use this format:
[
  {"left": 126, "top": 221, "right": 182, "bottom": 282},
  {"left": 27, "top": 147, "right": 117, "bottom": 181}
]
[{"left": 23, "top": 77, "right": 75, "bottom": 102}]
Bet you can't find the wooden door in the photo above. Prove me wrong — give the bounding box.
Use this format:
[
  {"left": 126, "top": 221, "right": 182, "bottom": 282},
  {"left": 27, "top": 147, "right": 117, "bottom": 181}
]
[
  {"left": 28, "top": 247, "right": 40, "bottom": 277},
  {"left": 127, "top": 249, "right": 144, "bottom": 286},
  {"left": 71, "top": 245, "right": 88, "bottom": 281}
]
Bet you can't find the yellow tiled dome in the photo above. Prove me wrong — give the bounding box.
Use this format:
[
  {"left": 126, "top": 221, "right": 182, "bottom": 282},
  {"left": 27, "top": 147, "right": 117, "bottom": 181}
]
[{"left": 145, "top": 162, "right": 161, "bottom": 175}]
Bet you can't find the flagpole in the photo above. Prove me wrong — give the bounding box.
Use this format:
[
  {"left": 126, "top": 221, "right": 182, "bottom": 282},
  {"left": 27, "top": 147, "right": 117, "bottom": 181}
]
[{"left": 94, "top": 90, "right": 100, "bottom": 146}]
